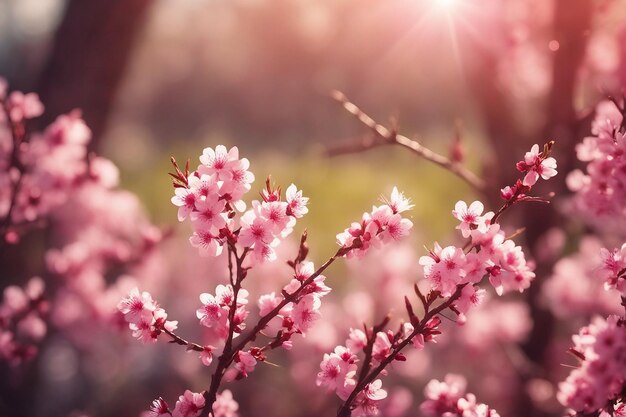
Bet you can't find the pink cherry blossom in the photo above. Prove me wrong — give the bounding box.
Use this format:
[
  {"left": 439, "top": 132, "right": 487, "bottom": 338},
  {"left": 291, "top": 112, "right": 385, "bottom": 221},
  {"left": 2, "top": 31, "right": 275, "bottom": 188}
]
[
  {"left": 517, "top": 144, "right": 558, "bottom": 186},
  {"left": 172, "top": 390, "right": 206, "bottom": 417},
  {"left": 6, "top": 91, "right": 44, "bottom": 122},
  {"left": 200, "top": 346, "right": 214, "bottom": 366},
  {"left": 452, "top": 201, "right": 492, "bottom": 238},
  {"left": 419, "top": 244, "right": 466, "bottom": 297},
  {"left": 291, "top": 294, "right": 321, "bottom": 334},
  {"left": 212, "top": 390, "right": 239, "bottom": 417},
  {"left": 346, "top": 328, "right": 367, "bottom": 352},
  {"left": 558, "top": 315, "right": 626, "bottom": 414},
  {"left": 317, "top": 347, "right": 358, "bottom": 399},
  {"left": 199, "top": 145, "right": 240, "bottom": 180},
  {"left": 238, "top": 209, "right": 277, "bottom": 249},
  {"left": 385, "top": 186, "right": 414, "bottom": 214},
  {"left": 337, "top": 188, "right": 413, "bottom": 257},
  {"left": 189, "top": 230, "right": 224, "bottom": 257},
  {"left": 197, "top": 293, "right": 222, "bottom": 328},
  {"left": 372, "top": 331, "right": 392, "bottom": 362},
  {"left": 171, "top": 185, "right": 198, "bottom": 221},
  {"left": 420, "top": 374, "right": 500, "bottom": 417},
  {"left": 148, "top": 398, "right": 170, "bottom": 417},
  {"left": 190, "top": 195, "right": 227, "bottom": 231},
  {"left": 117, "top": 288, "right": 157, "bottom": 324},
  {"left": 257, "top": 292, "right": 281, "bottom": 317},
  {"left": 364, "top": 379, "right": 387, "bottom": 401},
  {"left": 234, "top": 350, "right": 257, "bottom": 378},
  {"left": 285, "top": 184, "right": 309, "bottom": 218}
]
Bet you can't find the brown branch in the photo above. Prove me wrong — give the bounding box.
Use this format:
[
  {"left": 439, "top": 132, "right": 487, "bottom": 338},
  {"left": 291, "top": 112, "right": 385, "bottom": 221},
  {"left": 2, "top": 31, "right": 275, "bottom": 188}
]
[
  {"left": 330, "top": 91, "right": 486, "bottom": 191},
  {"left": 161, "top": 328, "right": 204, "bottom": 353},
  {"left": 0, "top": 100, "right": 26, "bottom": 237},
  {"left": 201, "top": 244, "right": 351, "bottom": 416},
  {"left": 203, "top": 246, "right": 250, "bottom": 415},
  {"left": 336, "top": 285, "right": 466, "bottom": 417}
]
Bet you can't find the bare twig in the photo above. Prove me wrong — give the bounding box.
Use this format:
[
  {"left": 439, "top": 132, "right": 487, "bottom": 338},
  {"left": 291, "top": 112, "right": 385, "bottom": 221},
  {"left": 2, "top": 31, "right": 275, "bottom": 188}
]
[{"left": 330, "top": 91, "right": 486, "bottom": 191}]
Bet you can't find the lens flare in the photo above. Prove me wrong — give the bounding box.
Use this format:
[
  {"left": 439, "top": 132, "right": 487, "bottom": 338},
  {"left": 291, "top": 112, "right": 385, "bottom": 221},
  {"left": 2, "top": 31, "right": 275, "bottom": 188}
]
[{"left": 434, "top": 0, "right": 458, "bottom": 10}]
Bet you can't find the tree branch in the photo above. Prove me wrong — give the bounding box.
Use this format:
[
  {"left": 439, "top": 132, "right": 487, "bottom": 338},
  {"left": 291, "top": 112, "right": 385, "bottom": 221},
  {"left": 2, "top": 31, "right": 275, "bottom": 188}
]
[{"left": 330, "top": 91, "right": 486, "bottom": 192}]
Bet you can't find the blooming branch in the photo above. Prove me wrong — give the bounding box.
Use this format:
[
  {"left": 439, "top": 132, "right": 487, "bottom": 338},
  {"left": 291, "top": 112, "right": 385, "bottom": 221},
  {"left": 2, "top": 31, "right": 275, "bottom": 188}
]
[
  {"left": 322, "top": 142, "right": 557, "bottom": 416},
  {"left": 121, "top": 145, "right": 415, "bottom": 416}
]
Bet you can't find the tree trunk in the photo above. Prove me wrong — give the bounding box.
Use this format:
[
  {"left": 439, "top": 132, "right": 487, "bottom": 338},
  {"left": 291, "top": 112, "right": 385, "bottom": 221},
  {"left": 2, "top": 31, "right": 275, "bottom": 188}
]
[{"left": 36, "top": 0, "right": 153, "bottom": 150}]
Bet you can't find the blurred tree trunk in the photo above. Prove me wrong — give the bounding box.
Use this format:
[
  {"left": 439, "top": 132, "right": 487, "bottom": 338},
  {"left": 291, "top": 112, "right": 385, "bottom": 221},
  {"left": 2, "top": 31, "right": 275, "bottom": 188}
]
[
  {"left": 467, "top": 1, "right": 592, "bottom": 416},
  {"left": 36, "top": 0, "right": 153, "bottom": 150}
]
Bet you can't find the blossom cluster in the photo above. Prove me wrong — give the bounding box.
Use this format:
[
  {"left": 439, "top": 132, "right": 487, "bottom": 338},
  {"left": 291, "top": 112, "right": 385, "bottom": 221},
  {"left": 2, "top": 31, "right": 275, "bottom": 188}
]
[
  {"left": 316, "top": 332, "right": 388, "bottom": 407},
  {"left": 317, "top": 143, "right": 556, "bottom": 416},
  {"left": 515, "top": 143, "right": 558, "bottom": 187},
  {"left": 0, "top": 80, "right": 166, "bottom": 374},
  {"left": 543, "top": 237, "right": 622, "bottom": 318},
  {"left": 0, "top": 79, "right": 95, "bottom": 241},
  {"left": 117, "top": 288, "right": 178, "bottom": 343},
  {"left": 567, "top": 100, "right": 626, "bottom": 233},
  {"left": 147, "top": 389, "right": 239, "bottom": 417},
  {"left": 253, "top": 259, "right": 331, "bottom": 344},
  {"left": 420, "top": 198, "right": 534, "bottom": 317},
  {"left": 557, "top": 314, "right": 626, "bottom": 414},
  {"left": 419, "top": 374, "right": 501, "bottom": 417},
  {"left": 336, "top": 187, "right": 414, "bottom": 257},
  {"left": 0, "top": 277, "right": 46, "bottom": 365},
  {"left": 419, "top": 142, "right": 557, "bottom": 314},
  {"left": 123, "top": 146, "right": 421, "bottom": 416},
  {"left": 317, "top": 320, "right": 437, "bottom": 416},
  {"left": 171, "top": 145, "right": 308, "bottom": 262},
  {"left": 598, "top": 243, "right": 626, "bottom": 298},
  {"left": 501, "top": 142, "right": 557, "bottom": 204}
]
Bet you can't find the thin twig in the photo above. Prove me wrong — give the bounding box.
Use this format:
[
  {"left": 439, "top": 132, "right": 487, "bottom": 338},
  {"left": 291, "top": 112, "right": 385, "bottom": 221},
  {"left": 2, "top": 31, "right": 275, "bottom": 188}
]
[
  {"left": 162, "top": 328, "right": 204, "bottom": 352},
  {"left": 330, "top": 91, "right": 486, "bottom": 191},
  {"left": 0, "top": 100, "right": 26, "bottom": 236}
]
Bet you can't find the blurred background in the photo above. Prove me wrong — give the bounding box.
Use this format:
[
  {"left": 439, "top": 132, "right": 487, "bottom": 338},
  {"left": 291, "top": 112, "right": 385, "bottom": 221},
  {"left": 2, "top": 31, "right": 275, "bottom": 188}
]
[
  {"left": 1, "top": 0, "right": 626, "bottom": 416},
  {"left": 1, "top": 0, "right": 625, "bottom": 231}
]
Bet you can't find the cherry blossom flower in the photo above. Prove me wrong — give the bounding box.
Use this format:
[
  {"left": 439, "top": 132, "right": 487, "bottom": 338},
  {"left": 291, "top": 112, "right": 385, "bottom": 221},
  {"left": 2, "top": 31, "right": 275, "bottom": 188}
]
[
  {"left": 171, "top": 185, "right": 198, "bottom": 221},
  {"left": 148, "top": 398, "right": 170, "bottom": 417},
  {"left": 234, "top": 350, "right": 257, "bottom": 378},
  {"left": 238, "top": 209, "right": 278, "bottom": 249},
  {"left": 420, "top": 374, "right": 500, "bottom": 417},
  {"left": 6, "top": 91, "right": 44, "bottom": 122},
  {"left": 291, "top": 294, "right": 321, "bottom": 334},
  {"left": 117, "top": 287, "right": 157, "bottom": 324},
  {"left": 172, "top": 390, "right": 206, "bottom": 417},
  {"left": 212, "top": 390, "right": 239, "bottom": 417},
  {"left": 257, "top": 292, "right": 281, "bottom": 317},
  {"left": 199, "top": 145, "right": 240, "bottom": 180},
  {"left": 386, "top": 186, "right": 414, "bottom": 214},
  {"left": 317, "top": 347, "right": 358, "bottom": 400},
  {"left": 558, "top": 315, "right": 626, "bottom": 414},
  {"left": 337, "top": 188, "right": 413, "bottom": 257},
  {"left": 419, "top": 244, "right": 466, "bottom": 297},
  {"left": 517, "top": 144, "right": 558, "bottom": 186},
  {"left": 285, "top": 184, "right": 309, "bottom": 218},
  {"left": 452, "top": 201, "right": 493, "bottom": 238},
  {"left": 118, "top": 290, "right": 177, "bottom": 344},
  {"left": 200, "top": 346, "right": 214, "bottom": 367},
  {"left": 197, "top": 293, "right": 222, "bottom": 328},
  {"left": 364, "top": 379, "right": 387, "bottom": 401},
  {"left": 190, "top": 196, "right": 227, "bottom": 231}
]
